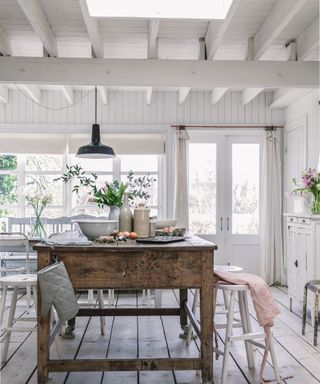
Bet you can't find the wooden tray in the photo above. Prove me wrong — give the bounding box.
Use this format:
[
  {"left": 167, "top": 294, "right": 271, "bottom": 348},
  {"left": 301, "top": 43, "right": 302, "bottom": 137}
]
[{"left": 136, "top": 236, "right": 186, "bottom": 244}]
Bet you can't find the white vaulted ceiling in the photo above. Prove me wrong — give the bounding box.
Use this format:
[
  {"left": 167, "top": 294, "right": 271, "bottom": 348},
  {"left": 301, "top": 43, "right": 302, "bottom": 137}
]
[{"left": 0, "top": 0, "right": 318, "bottom": 108}]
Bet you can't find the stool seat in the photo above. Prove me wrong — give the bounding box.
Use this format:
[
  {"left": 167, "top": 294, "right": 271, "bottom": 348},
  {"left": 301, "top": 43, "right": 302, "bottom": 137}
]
[
  {"left": 0, "top": 274, "right": 37, "bottom": 286},
  {"left": 305, "top": 280, "right": 320, "bottom": 293}
]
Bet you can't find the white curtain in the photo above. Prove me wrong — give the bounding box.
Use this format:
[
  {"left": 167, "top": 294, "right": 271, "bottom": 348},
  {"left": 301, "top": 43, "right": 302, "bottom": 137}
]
[
  {"left": 261, "top": 129, "right": 284, "bottom": 285},
  {"left": 174, "top": 127, "right": 190, "bottom": 228}
]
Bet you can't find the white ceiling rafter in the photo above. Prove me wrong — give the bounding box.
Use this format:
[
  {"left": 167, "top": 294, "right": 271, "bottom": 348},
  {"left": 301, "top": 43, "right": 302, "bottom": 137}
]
[
  {"left": 178, "top": 87, "right": 190, "bottom": 104},
  {"left": 253, "top": 0, "right": 307, "bottom": 60},
  {"left": 0, "top": 27, "right": 11, "bottom": 56},
  {"left": 148, "top": 19, "right": 160, "bottom": 59},
  {"left": 17, "top": 0, "right": 57, "bottom": 57},
  {"left": 0, "top": 85, "right": 9, "bottom": 103},
  {"left": 269, "top": 88, "right": 313, "bottom": 109},
  {"left": 17, "top": 0, "right": 74, "bottom": 104},
  {"left": 146, "top": 87, "right": 152, "bottom": 105},
  {"left": 0, "top": 58, "right": 318, "bottom": 89},
  {"left": 78, "top": 0, "right": 104, "bottom": 58},
  {"left": 242, "top": 88, "right": 264, "bottom": 105},
  {"left": 98, "top": 86, "right": 108, "bottom": 104},
  {"left": 17, "top": 84, "right": 41, "bottom": 104},
  {"left": 210, "top": 88, "right": 228, "bottom": 104},
  {"left": 205, "top": 0, "right": 241, "bottom": 60},
  {"left": 61, "top": 85, "right": 74, "bottom": 105},
  {"left": 297, "top": 15, "right": 319, "bottom": 61}
]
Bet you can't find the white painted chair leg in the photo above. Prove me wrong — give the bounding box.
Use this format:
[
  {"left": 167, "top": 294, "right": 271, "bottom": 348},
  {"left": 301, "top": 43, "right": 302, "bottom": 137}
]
[
  {"left": 0, "top": 285, "right": 8, "bottom": 325},
  {"left": 221, "top": 290, "right": 235, "bottom": 384},
  {"left": 147, "top": 289, "right": 151, "bottom": 308},
  {"left": 98, "top": 289, "right": 105, "bottom": 335},
  {"left": 26, "top": 285, "right": 31, "bottom": 308},
  {"left": 1, "top": 286, "right": 18, "bottom": 364},
  {"left": 269, "top": 332, "right": 281, "bottom": 384},
  {"left": 238, "top": 291, "right": 255, "bottom": 369}
]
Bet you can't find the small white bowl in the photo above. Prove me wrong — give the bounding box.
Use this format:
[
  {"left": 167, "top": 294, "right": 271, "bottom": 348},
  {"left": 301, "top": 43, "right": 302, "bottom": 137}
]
[
  {"left": 76, "top": 220, "right": 118, "bottom": 240},
  {"left": 155, "top": 219, "right": 178, "bottom": 229}
]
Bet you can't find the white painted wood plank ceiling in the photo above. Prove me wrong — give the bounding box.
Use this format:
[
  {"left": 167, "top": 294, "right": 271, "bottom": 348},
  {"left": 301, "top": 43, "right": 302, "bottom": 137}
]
[{"left": 0, "top": 0, "right": 318, "bottom": 109}]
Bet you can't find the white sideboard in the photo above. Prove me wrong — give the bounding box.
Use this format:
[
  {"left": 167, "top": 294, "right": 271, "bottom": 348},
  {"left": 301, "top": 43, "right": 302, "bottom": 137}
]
[{"left": 285, "top": 213, "right": 320, "bottom": 315}]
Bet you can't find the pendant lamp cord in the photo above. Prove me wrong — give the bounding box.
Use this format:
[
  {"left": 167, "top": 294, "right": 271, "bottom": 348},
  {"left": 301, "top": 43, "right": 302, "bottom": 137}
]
[{"left": 95, "top": 86, "right": 97, "bottom": 124}]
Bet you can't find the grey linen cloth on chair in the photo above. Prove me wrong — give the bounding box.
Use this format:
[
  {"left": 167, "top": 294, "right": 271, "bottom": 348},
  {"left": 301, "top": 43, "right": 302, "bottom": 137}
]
[{"left": 38, "top": 261, "right": 79, "bottom": 321}]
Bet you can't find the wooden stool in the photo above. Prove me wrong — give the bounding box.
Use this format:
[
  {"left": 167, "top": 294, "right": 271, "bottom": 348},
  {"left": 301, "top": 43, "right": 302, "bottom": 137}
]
[
  {"left": 216, "top": 284, "right": 281, "bottom": 384},
  {"left": 0, "top": 274, "right": 37, "bottom": 364},
  {"left": 302, "top": 280, "right": 320, "bottom": 346}
]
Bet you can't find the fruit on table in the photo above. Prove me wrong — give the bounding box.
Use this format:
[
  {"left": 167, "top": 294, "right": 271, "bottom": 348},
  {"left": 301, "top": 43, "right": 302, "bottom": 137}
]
[
  {"left": 129, "top": 232, "right": 138, "bottom": 240},
  {"left": 117, "top": 232, "right": 125, "bottom": 237},
  {"left": 123, "top": 231, "right": 130, "bottom": 237}
]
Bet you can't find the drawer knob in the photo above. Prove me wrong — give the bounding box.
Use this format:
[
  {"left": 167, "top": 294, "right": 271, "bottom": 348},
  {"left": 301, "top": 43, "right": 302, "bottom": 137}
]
[
  {"left": 294, "top": 260, "right": 298, "bottom": 268},
  {"left": 302, "top": 219, "right": 305, "bottom": 223},
  {"left": 290, "top": 218, "right": 293, "bottom": 221}
]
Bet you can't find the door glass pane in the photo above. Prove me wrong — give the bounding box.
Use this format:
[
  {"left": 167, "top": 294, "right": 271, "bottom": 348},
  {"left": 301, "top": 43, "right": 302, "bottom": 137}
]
[
  {"left": 189, "top": 143, "right": 216, "bottom": 234},
  {"left": 232, "top": 144, "right": 259, "bottom": 234}
]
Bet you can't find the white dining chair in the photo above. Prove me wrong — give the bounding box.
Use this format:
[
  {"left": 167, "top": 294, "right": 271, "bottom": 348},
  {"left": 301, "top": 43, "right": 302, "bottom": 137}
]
[{"left": 0, "top": 232, "right": 33, "bottom": 306}]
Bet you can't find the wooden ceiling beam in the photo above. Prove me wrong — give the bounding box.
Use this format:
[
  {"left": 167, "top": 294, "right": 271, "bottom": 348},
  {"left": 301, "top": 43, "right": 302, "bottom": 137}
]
[
  {"left": 253, "top": 0, "right": 307, "bottom": 60},
  {"left": 210, "top": 88, "right": 228, "bottom": 104},
  {"left": 0, "top": 85, "right": 9, "bottom": 103},
  {"left": 61, "top": 85, "right": 74, "bottom": 104},
  {"left": 297, "top": 16, "right": 320, "bottom": 60},
  {"left": 78, "top": 0, "right": 104, "bottom": 58},
  {"left": 16, "top": 84, "right": 41, "bottom": 103},
  {"left": 17, "top": 0, "right": 57, "bottom": 57},
  {"left": 98, "top": 86, "right": 108, "bottom": 104},
  {"left": 146, "top": 87, "right": 152, "bottom": 105},
  {"left": 0, "top": 57, "right": 318, "bottom": 89},
  {"left": 148, "top": 19, "right": 160, "bottom": 59},
  {"left": 178, "top": 87, "right": 190, "bottom": 104},
  {"left": 242, "top": 88, "right": 264, "bottom": 105},
  {"left": 0, "top": 27, "right": 11, "bottom": 56},
  {"left": 269, "top": 88, "right": 312, "bottom": 109},
  {"left": 205, "top": 0, "right": 241, "bottom": 60}
]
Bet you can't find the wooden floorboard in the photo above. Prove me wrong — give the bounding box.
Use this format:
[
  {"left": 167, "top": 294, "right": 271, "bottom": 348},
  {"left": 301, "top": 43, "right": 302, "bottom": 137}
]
[{"left": 1, "top": 287, "right": 319, "bottom": 384}]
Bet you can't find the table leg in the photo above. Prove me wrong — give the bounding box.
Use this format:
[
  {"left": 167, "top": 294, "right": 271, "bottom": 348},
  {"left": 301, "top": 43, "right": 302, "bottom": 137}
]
[
  {"left": 200, "top": 251, "right": 214, "bottom": 383},
  {"left": 37, "top": 250, "right": 52, "bottom": 384},
  {"left": 179, "top": 288, "right": 188, "bottom": 333}
]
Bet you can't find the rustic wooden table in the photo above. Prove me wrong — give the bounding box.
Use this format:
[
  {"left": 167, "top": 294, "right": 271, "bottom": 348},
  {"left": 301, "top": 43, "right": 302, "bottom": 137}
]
[{"left": 35, "top": 236, "right": 217, "bottom": 384}]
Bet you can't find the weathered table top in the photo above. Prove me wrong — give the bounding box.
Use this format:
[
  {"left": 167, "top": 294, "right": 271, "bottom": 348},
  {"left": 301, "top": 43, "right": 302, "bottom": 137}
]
[{"left": 34, "top": 235, "right": 217, "bottom": 252}]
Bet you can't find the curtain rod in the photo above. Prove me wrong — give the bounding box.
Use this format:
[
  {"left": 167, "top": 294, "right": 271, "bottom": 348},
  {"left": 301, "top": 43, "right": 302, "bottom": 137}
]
[{"left": 171, "top": 124, "right": 284, "bottom": 130}]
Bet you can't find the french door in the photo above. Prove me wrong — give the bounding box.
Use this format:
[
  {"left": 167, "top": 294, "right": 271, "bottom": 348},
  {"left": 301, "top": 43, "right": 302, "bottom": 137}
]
[{"left": 188, "top": 131, "right": 262, "bottom": 273}]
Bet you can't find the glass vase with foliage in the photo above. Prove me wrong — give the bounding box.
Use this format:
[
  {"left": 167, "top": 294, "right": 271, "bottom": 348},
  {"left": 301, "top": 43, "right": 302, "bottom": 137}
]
[
  {"left": 293, "top": 168, "right": 320, "bottom": 214},
  {"left": 26, "top": 194, "right": 52, "bottom": 238}
]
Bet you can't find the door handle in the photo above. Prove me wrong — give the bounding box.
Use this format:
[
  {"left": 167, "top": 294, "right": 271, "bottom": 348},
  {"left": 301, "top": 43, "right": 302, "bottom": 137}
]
[
  {"left": 227, "top": 217, "right": 230, "bottom": 231},
  {"left": 220, "top": 217, "right": 223, "bottom": 231},
  {"left": 294, "top": 260, "right": 298, "bottom": 268}
]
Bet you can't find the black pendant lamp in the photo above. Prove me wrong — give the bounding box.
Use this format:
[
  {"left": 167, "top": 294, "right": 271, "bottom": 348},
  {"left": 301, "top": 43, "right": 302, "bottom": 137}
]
[{"left": 76, "top": 87, "right": 115, "bottom": 158}]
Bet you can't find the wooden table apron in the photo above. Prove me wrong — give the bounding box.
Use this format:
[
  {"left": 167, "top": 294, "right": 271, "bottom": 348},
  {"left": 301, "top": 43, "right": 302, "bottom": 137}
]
[{"left": 35, "top": 239, "right": 216, "bottom": 384}]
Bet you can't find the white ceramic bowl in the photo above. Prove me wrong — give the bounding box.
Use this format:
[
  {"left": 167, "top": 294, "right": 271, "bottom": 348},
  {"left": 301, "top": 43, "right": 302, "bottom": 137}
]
[
  {"left": 155, "top": 219, "right": 178, "bottom": 229},
  {"left": 76, "top": 220, "right": 119, "bottom": 240}
]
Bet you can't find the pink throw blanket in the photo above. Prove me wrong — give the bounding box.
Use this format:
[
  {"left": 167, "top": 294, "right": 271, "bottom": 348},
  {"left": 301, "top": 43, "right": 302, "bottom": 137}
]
[{"left": 214, "top": 271, "right": 280, "bottom": 383}]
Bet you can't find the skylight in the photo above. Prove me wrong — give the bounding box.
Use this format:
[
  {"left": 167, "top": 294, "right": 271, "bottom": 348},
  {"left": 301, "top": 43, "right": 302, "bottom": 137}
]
[{"left": 86, "top": 0, "right": 233, "bottom": 20}]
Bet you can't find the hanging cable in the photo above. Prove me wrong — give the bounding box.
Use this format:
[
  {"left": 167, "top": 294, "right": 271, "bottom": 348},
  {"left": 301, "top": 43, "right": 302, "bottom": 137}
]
[{"left": 14, "top": 85, "right": 94, "bottom": 111}]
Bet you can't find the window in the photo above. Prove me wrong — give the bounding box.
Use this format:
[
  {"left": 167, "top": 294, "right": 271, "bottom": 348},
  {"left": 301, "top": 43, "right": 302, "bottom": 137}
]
[
  {"left": 189, "top": 143, "right": 217, "bottom": 234},
  {"left": 25, "top": 155, "right": 64, "bottom": 218},
  {"left": 120, "top": 155, "right": 159, "bottom": 217},
  {"left": 232, "top": 144, "right": 259, "bottom": 234},
  {"left": 0, "top": 155, "right": 18, "bottom": 219},
  {"left": 0, "top": 153, "right": 162, "bottom": 220}
]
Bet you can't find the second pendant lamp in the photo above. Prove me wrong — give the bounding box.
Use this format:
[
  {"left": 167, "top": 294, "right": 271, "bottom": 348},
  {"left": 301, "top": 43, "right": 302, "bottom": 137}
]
[{"left": 76, "top": 87, "right": 115, "bottom": 158}]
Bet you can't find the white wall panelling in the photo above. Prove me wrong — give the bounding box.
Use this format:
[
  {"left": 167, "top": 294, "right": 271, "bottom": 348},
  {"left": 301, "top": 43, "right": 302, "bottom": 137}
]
[{"left": 0, "top": 89, "right": 284, "bottom": 127}]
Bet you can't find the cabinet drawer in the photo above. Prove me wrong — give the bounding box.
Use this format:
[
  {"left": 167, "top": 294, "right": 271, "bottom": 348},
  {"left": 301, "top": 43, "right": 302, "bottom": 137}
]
[
  {"left": 287, "top": 217, "right": 297, "bottom": 224},
  {"left": 297, "top": 218, "right": 311, "bottom": 225}
]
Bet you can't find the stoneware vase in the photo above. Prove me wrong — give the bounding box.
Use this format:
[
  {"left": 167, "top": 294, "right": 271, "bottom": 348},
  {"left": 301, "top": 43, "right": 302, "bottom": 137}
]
[{"left": 119, "top": 192, "right": 132, "bottom": 232}]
